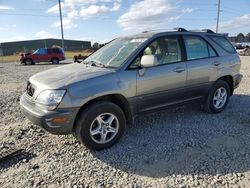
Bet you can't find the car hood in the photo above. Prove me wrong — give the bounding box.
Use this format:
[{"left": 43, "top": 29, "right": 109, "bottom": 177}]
[{"left": 29, "top": 63, "right": 115, "bottom": 89}]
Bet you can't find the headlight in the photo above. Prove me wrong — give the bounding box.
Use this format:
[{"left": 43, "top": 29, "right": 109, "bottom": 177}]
[{"left": 35, "top": 90, "right": 66, "bottom": 110}]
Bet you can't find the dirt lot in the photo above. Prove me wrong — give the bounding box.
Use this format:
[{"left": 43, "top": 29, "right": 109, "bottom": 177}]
[{"left": 0, "top": 58, "right": 250, "bottom": 188}]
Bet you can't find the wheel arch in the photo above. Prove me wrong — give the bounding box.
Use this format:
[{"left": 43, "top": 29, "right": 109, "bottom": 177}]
[
  {"left": 217, "top": 75, "right": 234, "bottom": 95},
  {"left": 24, "top": 58, "right": 33, "bottom": 62},
  {"left": 73, "top": 94, "right": 133, "bottom": 131}
]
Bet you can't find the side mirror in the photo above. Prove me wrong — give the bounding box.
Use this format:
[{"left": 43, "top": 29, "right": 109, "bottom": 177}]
[{"left": 140, "top": 55, "right": 157, "bottom": 68}]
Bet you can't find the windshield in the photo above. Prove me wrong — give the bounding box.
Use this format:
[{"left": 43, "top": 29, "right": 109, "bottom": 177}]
[{"left": 84, "top": 37, "right": 148, "bottom": 68}]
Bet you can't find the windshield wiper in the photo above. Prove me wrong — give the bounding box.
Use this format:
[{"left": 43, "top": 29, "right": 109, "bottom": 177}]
[
  {"left": 83, "top": 60, "right": 116, "bottom": 69},
  {"left": 83, "top": 60, "right": 107, "bottom": 68}
]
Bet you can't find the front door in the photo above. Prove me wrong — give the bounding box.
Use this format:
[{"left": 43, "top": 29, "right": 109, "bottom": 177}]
[
  {"left": 32, "top": 48, "right": 48, "bottom": 62},
  {"left": 135, "top": 36, "right": 187, "bottom": 112}
]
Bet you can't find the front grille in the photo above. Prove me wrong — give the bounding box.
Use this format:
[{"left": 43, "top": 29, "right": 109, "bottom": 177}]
[{"left": 26, "top": 82, "right": 35, "bottom": 97}]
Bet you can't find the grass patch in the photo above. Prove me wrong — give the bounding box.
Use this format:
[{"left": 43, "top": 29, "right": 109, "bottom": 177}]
[{"left": 0, "top": 55, "right": 19, "bottom": 63}]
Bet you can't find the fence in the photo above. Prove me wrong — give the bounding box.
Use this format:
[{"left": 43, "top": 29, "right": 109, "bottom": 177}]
[{"left": 0, "top": 39, "right": 91, "bottom": 56}]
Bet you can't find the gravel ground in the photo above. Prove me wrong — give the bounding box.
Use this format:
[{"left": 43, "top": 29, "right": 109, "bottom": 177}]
[{"left": 0, "top": 58, "right": 250, "bottom": 188}]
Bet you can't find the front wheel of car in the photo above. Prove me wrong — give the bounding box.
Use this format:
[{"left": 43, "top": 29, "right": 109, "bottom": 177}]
[
  {"left": 204, "top": 80, "right": 230, "bottom": 113},
  {"left": 74, "top": 101, "right": 126, "bottom": 150},
  {"left": 24, "top": 59, "right": 33, "bottom": 65}
]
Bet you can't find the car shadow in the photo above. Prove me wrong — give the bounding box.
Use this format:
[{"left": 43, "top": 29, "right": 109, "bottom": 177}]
[{"left": 91, "top": 94, "right": 250, "bottom": 178}]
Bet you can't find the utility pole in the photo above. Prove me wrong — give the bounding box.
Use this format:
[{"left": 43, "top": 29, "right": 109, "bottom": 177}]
[
  {"left": 58, "top": 0, "right": 64, "bottom": 49},
  {"left": 216, "top": 0, "right": 221, "bottom": 33},
  {"left": 44, "top": 39, "right": 47, "bottom": 48}
]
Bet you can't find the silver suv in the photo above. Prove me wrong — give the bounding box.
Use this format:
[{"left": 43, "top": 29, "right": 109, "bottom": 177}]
[{"left": 20, "top": 28, "right": 242, "bottom": 150}]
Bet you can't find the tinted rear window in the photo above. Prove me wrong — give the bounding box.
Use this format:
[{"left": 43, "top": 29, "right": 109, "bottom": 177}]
[{"left": 208, "top": 35, "right": 236, "bottom": 54}]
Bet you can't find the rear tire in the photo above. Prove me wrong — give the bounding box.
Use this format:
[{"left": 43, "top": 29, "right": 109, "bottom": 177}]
[
  {"left": 74, "top": 101, "right": 126, "bottom": 150},
  {"left": 203, "top": 80, "right": 230, "bottom": 113},
  {"left": 51, "top": 58, "right": 59, "bottom": 64}
]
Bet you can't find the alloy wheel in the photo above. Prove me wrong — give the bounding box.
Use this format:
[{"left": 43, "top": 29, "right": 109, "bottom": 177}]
[
  {"left": 89, "top": 113, "right": 119, "bottom": 144},
  {"left": 213, "top": 87, "right": 227, "bottom": 109}
]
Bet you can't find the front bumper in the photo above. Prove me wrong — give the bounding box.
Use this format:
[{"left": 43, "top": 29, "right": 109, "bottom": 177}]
[
  {"left": 20, "top": 93, "right": 79, "bottom": 135},
  {"left": 233, "top": 73, "right": 243, "bottom": 89}
]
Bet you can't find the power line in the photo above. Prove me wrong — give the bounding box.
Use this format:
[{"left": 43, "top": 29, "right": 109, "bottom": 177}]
[
  {"left": 0, "top": 12, "right": 214, "bottom": 21},
  {"left": 220, "top": 5, "right": 243, "bottom": 13},
  {"left": 221, "top": 10, "right": 240, "bottom": 16}
]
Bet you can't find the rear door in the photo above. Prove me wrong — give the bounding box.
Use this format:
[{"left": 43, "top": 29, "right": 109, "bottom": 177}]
[
  {"left": 135, "top": 35, "right": 188, "bottom": 112},
  {"left": 46, "top": 48, "right": 53, "bottom": 61},
  {"left": 183, "top": 35, "right": 219, "bottom": 98},
  {"left": 54, "top": 48, "right": 65, "bottom": 60}
]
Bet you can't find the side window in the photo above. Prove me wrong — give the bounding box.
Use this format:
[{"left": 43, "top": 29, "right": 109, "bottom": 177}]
[
  {"left": 129, "top": 36, "right": 181, "bottom": 68},
  {"left": 48, "top": 49, "right": 53, "bottom": 54},
  {"left": 53, "top": 48, "right": 62, "bottom": 54},
  {"left": 162, "top": 37, "right": 181, "bottom": 64},
  {"left": 53, "top": 49, "right": 58, "bottom": 54},
  {"left": 183, "top": 36, "right": 209, "bottom": 60},
  {"left": 34, "top": 48, "right": 47, "bottom": 55},
  {"left": 129, "top": 56, "right": 141, "bottom": 69}
]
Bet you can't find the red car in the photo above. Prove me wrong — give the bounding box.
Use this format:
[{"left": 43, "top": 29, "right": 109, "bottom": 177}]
[{"left": 20, "top": 48, "right": 65, "bottom": 65}]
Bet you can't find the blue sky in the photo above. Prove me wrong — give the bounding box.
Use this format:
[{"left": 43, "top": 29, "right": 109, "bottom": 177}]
[{"left": 0, "top": 0, "right": 249, "bottom": 43}]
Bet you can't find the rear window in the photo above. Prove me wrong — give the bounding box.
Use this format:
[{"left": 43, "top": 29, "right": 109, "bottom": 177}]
[{"left": 208, "top": 35, "right": 236, "bottom": 54}]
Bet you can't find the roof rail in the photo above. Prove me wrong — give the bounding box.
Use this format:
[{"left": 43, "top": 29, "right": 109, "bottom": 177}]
[
  {"left": 173, "top": 27, "right": 188, "bottom": 32},
  {"left": 201, "top": 29, "right": 215, "bottom": 33}
]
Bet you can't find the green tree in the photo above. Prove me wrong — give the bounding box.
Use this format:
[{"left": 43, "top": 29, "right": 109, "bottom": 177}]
[
  {"left": 236, "top": 33, "right": 245, "bottom": 42},
  {"left": 92, "top": 42, "right": 100, "bottom": 50},
  {"left": 246, "top": 33, "right": 250, "bottom": 42}
]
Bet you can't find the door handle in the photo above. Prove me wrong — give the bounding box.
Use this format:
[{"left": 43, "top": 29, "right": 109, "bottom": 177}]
[
  {"left": 213, "top": 61, "right": 221, "bottom": 66},
  {"left": 173, "top": 67, "right": 185, "bottom": 73}
]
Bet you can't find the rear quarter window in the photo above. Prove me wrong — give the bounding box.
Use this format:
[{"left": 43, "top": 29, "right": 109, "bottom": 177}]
[{"left": 208, "top": 35, "right": 236, "bottom": 54}]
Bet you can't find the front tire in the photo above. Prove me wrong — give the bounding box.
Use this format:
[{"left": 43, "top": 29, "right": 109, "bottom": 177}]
[
  {"left": 24, "top": 59, "right": 33, "bottom": 65},
  {"left": 74, "top": 101, "right": 126, "bottom": 150},
  {"left": 204, "top": 80, "right": 230, "bottom": 113}
]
